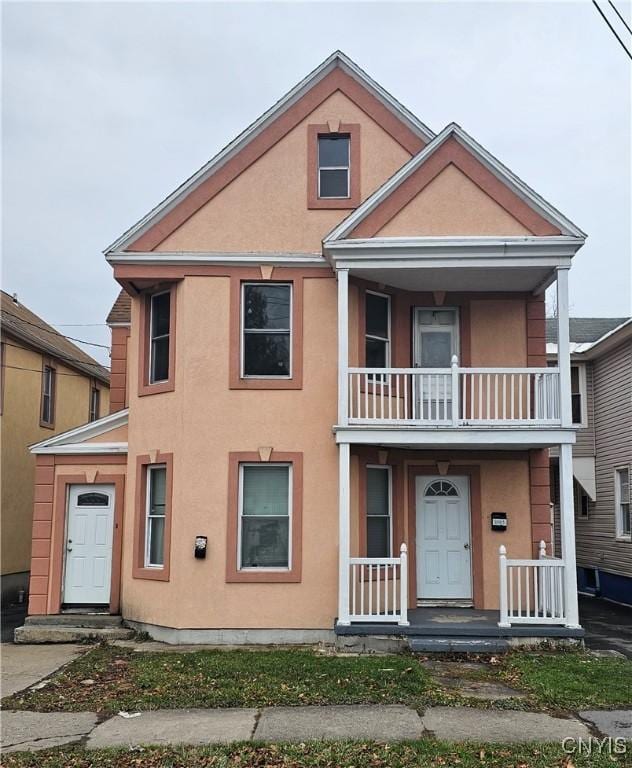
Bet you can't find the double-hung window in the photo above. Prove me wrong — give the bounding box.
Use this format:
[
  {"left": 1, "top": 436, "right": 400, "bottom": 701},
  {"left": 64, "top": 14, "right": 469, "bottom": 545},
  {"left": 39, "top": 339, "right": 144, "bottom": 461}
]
[
  {"left": 145, "top": 464, "right": 167, "bottom": 567},
  {"left": 89, "top": 386, "right": 100, "bottom": 422},
  {"left": 570, "top": 365, "right": 585, "bottom": 426},
  {"left": 318, "top": 134, "right": 350, "bottom": 198},
  {"left": 239, "top": 464, "right": 291, "bottom": 569},
  {"left": 615, "top": 467, "right": 631, "bottom": 539},
  {"left": 366, "top": 466, "right": 392, "bottom": 558},
  {"left": 242, "top": 283, "right": 291, "bottom": 377},
  {"left": 40, "top": 364, "right": 55, "bottom": 426},
  {"left": 149, "top": 291, "right": 171, "bottom": 384},
  {"left": 365, "top": 292, "right": 391, "bottom": 368}
]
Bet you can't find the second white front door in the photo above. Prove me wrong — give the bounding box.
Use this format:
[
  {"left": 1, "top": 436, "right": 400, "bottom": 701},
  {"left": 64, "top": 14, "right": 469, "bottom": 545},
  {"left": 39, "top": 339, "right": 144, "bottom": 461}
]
[
  {"left": 416, "top": 475, "right": 472, "bottom": 601},
  {"left": 63, "top": 484, "right": 114, "bottom": 605}
]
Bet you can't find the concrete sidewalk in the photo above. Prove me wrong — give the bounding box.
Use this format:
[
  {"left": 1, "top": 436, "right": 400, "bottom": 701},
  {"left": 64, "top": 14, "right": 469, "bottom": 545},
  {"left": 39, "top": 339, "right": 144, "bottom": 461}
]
[
  {"left": 4, "top": 704, "right": 626, "bottom": 753},
  {"left": 1, "top": 643, "right": 83, "bottom": 697}
]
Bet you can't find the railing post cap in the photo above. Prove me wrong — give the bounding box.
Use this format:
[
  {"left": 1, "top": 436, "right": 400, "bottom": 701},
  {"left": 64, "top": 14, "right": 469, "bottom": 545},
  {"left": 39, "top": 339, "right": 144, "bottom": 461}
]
[
  {"left": 451, "top": 354, "right": 459, "bottom": 366},
  {"left": 499, "top": 545, "right": 507, "bottom": 555},
  {"left": 400, "top": 542, "right": 408, "bottom": 554}
]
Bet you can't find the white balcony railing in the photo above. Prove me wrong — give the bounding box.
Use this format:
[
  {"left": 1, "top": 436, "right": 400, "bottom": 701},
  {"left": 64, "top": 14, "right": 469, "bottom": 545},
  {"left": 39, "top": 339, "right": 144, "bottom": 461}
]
[
  {"left": 498, "top": 542, "right": 567, "bottom": 626},
  {"left": 346, "top": 543, "right": 409, "bottom": 625},
  {"left": 347, "top": 360, "right": 560, "bottom": 426}
]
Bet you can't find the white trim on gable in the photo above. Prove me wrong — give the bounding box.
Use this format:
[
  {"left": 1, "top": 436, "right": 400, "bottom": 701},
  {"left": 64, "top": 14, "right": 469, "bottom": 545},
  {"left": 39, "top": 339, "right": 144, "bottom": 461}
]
[
  {"left": 324, "top": 123, "right": 586, "bottom": 243},
  {"left": 104, "top": 51, "right": 435, "bottom": 255},
  {"left": 30, "top": 409, "right": 129, "bottom": 455}
]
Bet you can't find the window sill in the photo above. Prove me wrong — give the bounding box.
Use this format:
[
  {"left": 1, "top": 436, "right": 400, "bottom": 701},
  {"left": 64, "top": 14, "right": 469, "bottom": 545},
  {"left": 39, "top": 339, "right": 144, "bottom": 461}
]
[
  {"left": 132, "top": 565, "right": 170, "bottom": 581},
  {"left": 230, "top": 378, "right": 301, "bottom": 390},
  {"left": 226, "top": 568, "right": 301, "bottom": 583},
  {"left": 39, "top": 421, "right": 55, "bottom": 430},
  {"left": 138, "top": 380, "right": 175, "bottom": 397},
  {"left": 615, "top": 535, "right": 632, "bottom": 543}
]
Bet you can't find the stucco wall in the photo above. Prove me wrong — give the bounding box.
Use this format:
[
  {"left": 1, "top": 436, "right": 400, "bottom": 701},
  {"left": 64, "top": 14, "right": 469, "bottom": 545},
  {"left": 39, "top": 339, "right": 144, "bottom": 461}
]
[
  {"left": 377, "top": 164, "right": 531, "bottom": 238},
  {"left": 1, "top": 337, "right": 109, "bottom": 582},
  {"left": 156, "top": 91, "right": 411, "bottom": 254}
]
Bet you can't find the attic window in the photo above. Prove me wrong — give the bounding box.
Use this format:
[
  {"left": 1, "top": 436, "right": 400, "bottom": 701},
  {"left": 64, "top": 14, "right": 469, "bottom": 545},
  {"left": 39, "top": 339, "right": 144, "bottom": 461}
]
[{"left": 318, "top": 135, "right": 350, "bottom": 198}]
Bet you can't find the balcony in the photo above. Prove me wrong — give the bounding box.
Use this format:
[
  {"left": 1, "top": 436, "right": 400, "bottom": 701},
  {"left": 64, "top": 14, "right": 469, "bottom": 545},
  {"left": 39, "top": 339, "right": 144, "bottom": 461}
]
[{"left": 347, "top": 360, "right": 560, "bottom": 427}]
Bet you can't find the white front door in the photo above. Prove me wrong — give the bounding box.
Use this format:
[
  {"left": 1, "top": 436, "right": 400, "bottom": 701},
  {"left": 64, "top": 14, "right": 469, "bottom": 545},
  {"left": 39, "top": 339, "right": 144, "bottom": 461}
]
[
  {"left": 416, "top": 476, "right": 472, "bottom": 601},
  {"left": 413, "top": 309, "right": 459, "bottom": 420},
  {"left": 63, "top": 485, "right": 114, "bottom": 605}
]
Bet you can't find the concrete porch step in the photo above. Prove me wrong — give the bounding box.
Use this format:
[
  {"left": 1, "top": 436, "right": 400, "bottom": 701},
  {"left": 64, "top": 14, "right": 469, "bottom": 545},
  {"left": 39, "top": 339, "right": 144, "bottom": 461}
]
[
  {"left": 24, "top": 614, "right": 123, "bottom": 629},
  {"left": 14, "top": 615, "right": 134, "bottom": 644},
  {"left": 408, "top": 636, "right": 510, "bottom": 654}
]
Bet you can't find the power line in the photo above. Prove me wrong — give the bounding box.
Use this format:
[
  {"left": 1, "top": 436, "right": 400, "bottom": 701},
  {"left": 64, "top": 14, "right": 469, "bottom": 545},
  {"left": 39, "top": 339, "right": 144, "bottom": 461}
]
[
  {"left": 592, "top": 0, "right": 632, "bottom": 60},
  {"left": 2, "top": 363, "right": 100, "bottom": 378},
  {"left": 608, "top": 0, "right": 632, "bottom": 35},
  {"left": 2, "top": 340, "right": 110, "bottom": 371},
  {"left": 2, "top": 309, "right": 111, "bottom": 350}
]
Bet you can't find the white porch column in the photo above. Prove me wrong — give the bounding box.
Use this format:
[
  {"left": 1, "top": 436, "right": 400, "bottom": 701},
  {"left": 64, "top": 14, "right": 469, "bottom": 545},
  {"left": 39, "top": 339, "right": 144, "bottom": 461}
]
[
  {"left": 337, "top": 268, "right": 349, "bottom": 426},
  {"left": 556, "top": 266, "right": 572, "bottom": 427},
  {"left": 338, "top": 441, "right": 351, "bottom": 625},
  {"left": 559, "top": 442, "right": 580, "bottom": 627}
]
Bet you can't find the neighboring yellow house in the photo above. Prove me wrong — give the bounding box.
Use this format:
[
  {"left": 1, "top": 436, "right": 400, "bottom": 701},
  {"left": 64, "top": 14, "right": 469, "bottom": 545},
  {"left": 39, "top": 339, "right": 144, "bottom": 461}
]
[{"left": 0, "top": 290, "right": 110, "bottom": 602}]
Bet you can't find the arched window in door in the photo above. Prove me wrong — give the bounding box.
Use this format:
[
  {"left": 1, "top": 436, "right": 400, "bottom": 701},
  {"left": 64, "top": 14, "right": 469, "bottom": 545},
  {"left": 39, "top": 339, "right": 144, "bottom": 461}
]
[{"left": 424, "top": 480, "right": 459, "bottom": 498}]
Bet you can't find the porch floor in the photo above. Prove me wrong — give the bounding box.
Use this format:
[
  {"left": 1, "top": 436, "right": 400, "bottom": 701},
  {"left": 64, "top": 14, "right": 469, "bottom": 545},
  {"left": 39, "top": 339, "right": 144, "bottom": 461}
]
[{"left": 335, "top": 607, "right": 584, "bottom": 639}]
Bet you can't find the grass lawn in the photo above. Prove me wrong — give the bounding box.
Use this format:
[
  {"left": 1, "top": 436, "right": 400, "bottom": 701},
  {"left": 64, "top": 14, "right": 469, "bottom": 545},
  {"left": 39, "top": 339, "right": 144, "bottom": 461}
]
[
  {"left": 2, "top": 644, "right": 631, "bottom": 714},
  {"left": 3, "top": 742, "right": 630, "bottom": 768}
]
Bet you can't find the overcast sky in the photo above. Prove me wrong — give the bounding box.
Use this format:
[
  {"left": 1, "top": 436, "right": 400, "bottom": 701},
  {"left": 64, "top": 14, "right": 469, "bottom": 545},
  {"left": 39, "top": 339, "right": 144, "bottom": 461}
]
[{"left": 3, "top": 0, "right": 631, "bottom": 366}]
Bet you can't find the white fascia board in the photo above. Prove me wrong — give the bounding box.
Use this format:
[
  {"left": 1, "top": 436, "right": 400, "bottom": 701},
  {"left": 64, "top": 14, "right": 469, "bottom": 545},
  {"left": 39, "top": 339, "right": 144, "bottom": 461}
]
[
  {"left": 325, "top": 123, "right": 587, "bottom": 243},
  {"left": 33, "top": 443, "right": 128, "bottom": 456},
  {"left": 29, "top": 409, "right": 129, "bottom": 453},
  {"left": 104, "top": 52, "right": 434, "bottom": 255},
  {"left": 106, "top": 251, "right": 328, "bottom": 268},
  {"left": 582, "top": 318, "right": 632, "bottom": 359},
  {"left": 334, "top": 426, "right": 576, "bottom": 448},
  {"left": 324, "top": 236, "right": 582, "bottom": 269}
]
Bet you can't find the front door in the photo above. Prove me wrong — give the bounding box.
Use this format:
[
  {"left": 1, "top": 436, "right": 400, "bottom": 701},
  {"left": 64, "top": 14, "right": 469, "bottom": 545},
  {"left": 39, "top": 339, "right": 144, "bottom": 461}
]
[
  {"left": 413, "top": 309, "right": 459, "bottom": 420},
  {"left": 63, "top": 485, "right": 114, "bottom": 606},
  {"left": 416, "top": 476, "right": 472, "bottom": 601}
]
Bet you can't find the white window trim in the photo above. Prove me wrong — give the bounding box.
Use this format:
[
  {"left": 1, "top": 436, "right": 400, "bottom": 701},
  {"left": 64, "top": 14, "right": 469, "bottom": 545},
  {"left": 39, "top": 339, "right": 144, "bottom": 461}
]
[
  {"left": 571, "top": 362, "right": 587, "bottom": 428},
  {"left": 149, "top": 290, "right": 170, "bottom": 385},
  {"left": 237, "top": 462, "right": 292, "bottom": 571},
  {"left": 365, "top": 290, "right": 391, "bottom": 369},
  {"left": 366, "top": 464, "right": 393, "bottom": 558},
  {"left": 240, "top": 282, "right": 292, "bottom": 380},
  {"left": 614, "top": 466, "right": 631, "bottom": 541},
  {"left": 317, "top": 134, "right": 350, "bottom": 200},
  {"left": 144, "top": 464, "right": 167, "bottom": 568}
]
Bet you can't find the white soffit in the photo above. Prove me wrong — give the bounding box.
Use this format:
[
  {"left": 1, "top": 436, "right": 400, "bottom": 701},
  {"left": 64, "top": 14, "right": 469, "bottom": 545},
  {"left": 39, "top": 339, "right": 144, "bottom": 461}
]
[
  {"left": 573, "top": 456, "right": 596, "bottom": 501},
  {"left": 30, "top": 409, "right": 129, "bottom": 454}
]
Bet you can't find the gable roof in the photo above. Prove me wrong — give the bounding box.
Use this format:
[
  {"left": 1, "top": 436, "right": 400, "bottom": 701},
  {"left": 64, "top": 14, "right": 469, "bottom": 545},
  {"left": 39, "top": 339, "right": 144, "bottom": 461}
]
[
  {"left": 30, "top": 408, "right": 128, "bottom": 455},
  {"left": 1, "top": 290, "right": 110, "bottom": 385},
  {"left": 106, "top": 289, "right": 131, "bottom": 325},
  {"left": 105, "top": 51, "right": 435, "bottom": 255},
  {"left": 546, "top": 317, "right": 630, "bottom": 344},
  {"left": 325, "top": 123, "right": 586, "bottom": 243}
]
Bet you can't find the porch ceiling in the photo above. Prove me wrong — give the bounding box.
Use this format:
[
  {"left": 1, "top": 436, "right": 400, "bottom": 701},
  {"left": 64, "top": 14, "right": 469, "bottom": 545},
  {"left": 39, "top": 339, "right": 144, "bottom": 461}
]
[{"left": 348, "top": 265, "right": 553, "bottom": 292}]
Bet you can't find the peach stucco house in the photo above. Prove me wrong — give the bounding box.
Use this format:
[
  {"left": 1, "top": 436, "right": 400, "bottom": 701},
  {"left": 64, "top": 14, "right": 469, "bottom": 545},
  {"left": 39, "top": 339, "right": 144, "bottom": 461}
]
[{"left": 24, "top": 52, "right": 587, "bottom": 648}]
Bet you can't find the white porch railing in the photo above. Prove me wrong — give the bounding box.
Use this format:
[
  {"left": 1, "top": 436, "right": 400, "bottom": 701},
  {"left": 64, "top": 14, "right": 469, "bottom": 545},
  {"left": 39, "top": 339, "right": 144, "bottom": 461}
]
[
  {"left": 498, "top": 542, "right": 567, "bottom": 626},
  {"left": 346, "top": 543, "right": 409, "bottom": 625},
  {"left": 347, "top": 361, "right": 560, "bottom": 426}
]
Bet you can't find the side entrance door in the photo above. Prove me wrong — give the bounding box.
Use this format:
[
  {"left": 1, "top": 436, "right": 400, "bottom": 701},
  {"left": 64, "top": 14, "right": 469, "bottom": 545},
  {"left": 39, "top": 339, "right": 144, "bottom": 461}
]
[
  {"left": 416, "top": 476, "right": 472, "bottom": 601},
  {"left": 413, "top": 308, "right": 459, "bottom": 421},
  {"left": 63, "top": 484, "right": 115, "bottom": 606}
]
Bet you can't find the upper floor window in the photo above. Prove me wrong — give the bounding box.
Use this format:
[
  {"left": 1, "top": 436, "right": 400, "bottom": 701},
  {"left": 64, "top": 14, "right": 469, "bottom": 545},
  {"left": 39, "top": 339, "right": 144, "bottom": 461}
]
[
  {"left": 89, "top": 385, "right": 100, "bottom": 422},
  {"left": 615, "top": 467, "right": 631, "bottom": 540},
  {"left": 318, "top": 134, "right": 350, "bottom": 199},
  {"left": 570, "top": 365, "right": 586, "bottom": 426},
  {"left": 242, "top": 283, "right": 291, "bottom": 378},
  {"left": 40, "top": 363, "right": 56, "bottom": 426},
  {"left": 365, "top": 292, "right": 391, "bottom": 368},
  {"left": 574, "top": 480, "right": 589, "bottom": 520},
  {"left": 366, "top": 466, "right": 392, "bottom": 558},
  {"left": 149, "top": 291, "right": 171, "bottom": 384},
  {"left": 239, "top": 463, "right": 291, "bottom": 569}
]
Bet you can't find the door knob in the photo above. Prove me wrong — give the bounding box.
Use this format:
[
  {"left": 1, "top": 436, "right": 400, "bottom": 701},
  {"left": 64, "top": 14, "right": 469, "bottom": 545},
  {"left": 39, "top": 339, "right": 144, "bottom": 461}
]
[
  {"left": 464, "top": 543, "right": 470, "bottom": 550},
  {"left": 66, "top": 547, "right": 73, "bottom": 552}
]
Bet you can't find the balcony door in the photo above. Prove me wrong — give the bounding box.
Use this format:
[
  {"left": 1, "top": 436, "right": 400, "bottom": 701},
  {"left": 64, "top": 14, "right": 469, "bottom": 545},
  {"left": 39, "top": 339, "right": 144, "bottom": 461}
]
[{"left": 413, "top": 309, "right": 459, "bottom": 421}]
